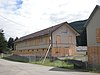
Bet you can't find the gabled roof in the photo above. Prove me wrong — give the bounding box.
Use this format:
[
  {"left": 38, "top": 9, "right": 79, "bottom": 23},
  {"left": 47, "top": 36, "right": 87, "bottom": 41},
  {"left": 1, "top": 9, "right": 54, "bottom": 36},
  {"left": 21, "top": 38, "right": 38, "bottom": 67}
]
[
  {"left": 84, "top": 5, "right": 100, "bottom": 27},
  {"left": 16, "top": 22, "right": 79, "bottom": 42}
]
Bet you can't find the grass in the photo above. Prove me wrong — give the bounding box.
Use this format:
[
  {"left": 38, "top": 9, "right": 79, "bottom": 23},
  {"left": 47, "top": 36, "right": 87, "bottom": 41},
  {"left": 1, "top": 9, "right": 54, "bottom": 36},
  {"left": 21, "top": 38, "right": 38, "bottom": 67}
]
[
  {"left": 0, "top": 54, "right": 11, "bottom": 58},
  {"left": 0, "top": 56, "right": 2, "bottom": 58},
  {"left": 31, "top": 59, "right": 74, "bottom": 69},
  {"left": 2, "top": 55, "right": 73, "bottom": 69},
  {"left": 2, "top": 54, "right": 29, "bottom": 63},
  {"left": 3, "top": 57, "right": 28, "bottom": 63}
]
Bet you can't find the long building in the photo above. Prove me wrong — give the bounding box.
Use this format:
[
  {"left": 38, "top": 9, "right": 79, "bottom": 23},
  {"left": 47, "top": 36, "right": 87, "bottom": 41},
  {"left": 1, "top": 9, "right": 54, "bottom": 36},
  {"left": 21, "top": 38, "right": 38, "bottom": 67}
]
[{"left": 14, "top": 22, "right": 79, "bottom": 58}]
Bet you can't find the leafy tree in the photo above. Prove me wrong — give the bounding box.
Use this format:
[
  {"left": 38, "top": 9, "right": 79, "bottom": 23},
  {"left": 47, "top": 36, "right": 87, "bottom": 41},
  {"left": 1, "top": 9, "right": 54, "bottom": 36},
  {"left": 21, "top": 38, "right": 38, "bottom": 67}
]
[
  {"left": 8, "top": 37, "right": 14, "bottom": 50},
  {"left": 0, "top": 30, "right": 8, "bottom": 53}
]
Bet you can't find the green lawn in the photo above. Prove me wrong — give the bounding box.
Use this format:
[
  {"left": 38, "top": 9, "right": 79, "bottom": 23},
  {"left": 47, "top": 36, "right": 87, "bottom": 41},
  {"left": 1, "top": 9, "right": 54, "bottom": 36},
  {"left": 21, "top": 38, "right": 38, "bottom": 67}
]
[
  {"left": 31, "top": 59, "right": 74, "bottom": 69},
  {"left": 0, "top": 54, "right": 9, "bottom": 58}
]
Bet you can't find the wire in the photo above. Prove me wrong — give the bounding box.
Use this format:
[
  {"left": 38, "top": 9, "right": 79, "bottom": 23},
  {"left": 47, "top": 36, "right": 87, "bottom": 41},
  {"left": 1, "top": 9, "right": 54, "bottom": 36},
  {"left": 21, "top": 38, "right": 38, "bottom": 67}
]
[
  {"left": 0, "top": 14, "right": 27, "bottom": 27},
  {"left": 0, "top": 14, "right": 31, "bottom": 39}
]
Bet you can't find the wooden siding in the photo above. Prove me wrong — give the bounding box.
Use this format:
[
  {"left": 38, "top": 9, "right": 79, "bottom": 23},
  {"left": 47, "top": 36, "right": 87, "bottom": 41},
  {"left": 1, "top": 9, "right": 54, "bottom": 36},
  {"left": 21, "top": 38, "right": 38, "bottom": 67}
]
[
  {"left": 13, "top": 48, "right": 48, "bottom": 57},
  {"left": 15, "top": 35, "right": 50, "bottom": 50},
  {"left": 51, "top": 46, "right": 76, "bottom": 57},
  {"left": 14, "top": 45, "right": 76, "bottom": 57},
  {"left": 51, "top": 47, "right": 69, "bottom": 57},
  {"left": 88, "top": 46, "right": 100, "bottom": 65},
  {"left": 69, "top": 46, "right": 76, "bottom": 55},
  {"left": 68, "top": 36, "right": 75, "bottom": 44},
  {"left": 52, "top": 24, "right": 77, "bottom": 49},
  {"left": 56, "top": 35, "right": 61, "bottom": 44},
  {"left": 96, "top": 28, "right": 100, "bottom": 43}
]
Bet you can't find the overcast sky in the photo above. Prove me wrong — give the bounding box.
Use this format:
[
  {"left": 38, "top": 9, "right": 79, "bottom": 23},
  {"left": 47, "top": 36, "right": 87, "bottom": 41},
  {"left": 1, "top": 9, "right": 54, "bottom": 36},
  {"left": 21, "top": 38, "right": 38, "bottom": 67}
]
[{"left": 0, "top": 0, "right": 100, "bottom": 40}]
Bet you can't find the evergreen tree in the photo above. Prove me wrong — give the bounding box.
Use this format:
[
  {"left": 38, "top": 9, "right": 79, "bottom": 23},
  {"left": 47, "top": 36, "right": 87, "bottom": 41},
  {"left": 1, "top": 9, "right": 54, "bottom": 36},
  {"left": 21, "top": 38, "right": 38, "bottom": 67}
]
[
  {"left": 15, "top": 37, "right": 18, "bottom": 41},
  {"left": 80, "top": 28, "right": 87, "bottom": 46},
  {"left": 8, "top": 37, "right": 14, "bottom": 50},
  {"left": 0, "top": 30, "right": 8, "bottom": 53}
]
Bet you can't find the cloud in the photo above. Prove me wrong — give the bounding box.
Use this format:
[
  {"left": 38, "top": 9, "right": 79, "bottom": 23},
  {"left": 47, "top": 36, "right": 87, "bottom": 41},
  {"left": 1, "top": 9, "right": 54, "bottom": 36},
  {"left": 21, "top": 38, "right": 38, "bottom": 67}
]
[
  {"left": 0, "top": 0, "right": 23, "bottom": 14},
  {"left": 48, "top": 12, "right": 67, "bottom": 23},
  {"left": 97, "top": 0, "right": 100, "bottom": 5},
  {"left": 0, "top": 0, "right": 100, "bottom": 40}
]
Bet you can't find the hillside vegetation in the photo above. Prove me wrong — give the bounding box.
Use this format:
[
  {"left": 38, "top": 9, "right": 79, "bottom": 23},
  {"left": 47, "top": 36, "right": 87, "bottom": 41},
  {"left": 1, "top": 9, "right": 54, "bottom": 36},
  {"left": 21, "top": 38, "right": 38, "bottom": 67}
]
[{"left": 69, "top": 20, "right": 87, "bottom": 46}]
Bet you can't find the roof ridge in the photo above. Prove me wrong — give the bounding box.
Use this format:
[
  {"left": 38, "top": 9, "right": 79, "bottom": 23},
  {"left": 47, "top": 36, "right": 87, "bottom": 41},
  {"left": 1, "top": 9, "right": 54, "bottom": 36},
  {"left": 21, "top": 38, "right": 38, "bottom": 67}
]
[
  {"left": 84, "top": 5, "right": 100, "bottom": 27},
  {"left": 16, "top": 22, "right": 66, "bottom": 42},
  {"left": 15, "top": 21, "right": 79, "bottom": 42}
]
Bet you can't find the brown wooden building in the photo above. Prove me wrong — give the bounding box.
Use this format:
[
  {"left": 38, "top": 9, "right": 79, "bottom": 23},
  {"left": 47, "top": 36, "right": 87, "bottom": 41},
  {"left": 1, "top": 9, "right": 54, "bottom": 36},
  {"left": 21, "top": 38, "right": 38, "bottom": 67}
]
[
  {"left": 84, "top": 5, "right": 100, "bottom": 69},
  {"left": 14, "top": 22, "right": 79, "bottom": 58}
]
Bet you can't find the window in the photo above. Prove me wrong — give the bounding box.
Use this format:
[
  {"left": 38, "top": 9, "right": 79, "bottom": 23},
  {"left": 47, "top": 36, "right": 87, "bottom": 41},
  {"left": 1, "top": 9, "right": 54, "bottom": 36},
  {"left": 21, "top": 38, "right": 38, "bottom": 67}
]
[
  {"left": 96, "top": 28, "right": 100, "bottom": 43},
  {"left": 56, "top": 35, "right": 61, "bottom": 44}
]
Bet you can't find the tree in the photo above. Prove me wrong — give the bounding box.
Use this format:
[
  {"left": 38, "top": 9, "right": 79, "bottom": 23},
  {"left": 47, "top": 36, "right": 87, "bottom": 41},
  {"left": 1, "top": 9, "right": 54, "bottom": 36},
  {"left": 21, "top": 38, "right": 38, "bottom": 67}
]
[
  {"left": 80, "top": 28, "right": 87, "bottom": 46},
  {"left": 0, "top": 30, "right": 8, "bottom": 53},
  {"left": 15, "top": 37, "right": 18, "bottom": 41},
  {"left": 8, "top": 37, "right": 14, "bottom": 50}
]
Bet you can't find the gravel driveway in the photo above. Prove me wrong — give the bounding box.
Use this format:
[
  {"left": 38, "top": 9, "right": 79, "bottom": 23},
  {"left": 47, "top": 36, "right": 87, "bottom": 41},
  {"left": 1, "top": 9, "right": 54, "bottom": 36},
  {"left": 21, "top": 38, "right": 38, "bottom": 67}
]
[{"left": 0, "top": 59, "right": 99, "bottom": 75}]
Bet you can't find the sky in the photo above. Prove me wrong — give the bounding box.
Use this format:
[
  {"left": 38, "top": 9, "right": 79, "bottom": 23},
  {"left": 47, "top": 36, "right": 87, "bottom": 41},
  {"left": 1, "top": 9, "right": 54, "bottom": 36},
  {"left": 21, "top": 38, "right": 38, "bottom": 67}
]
[{"left": 0, "top": 0, "right": 100, "bottom": 40}]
